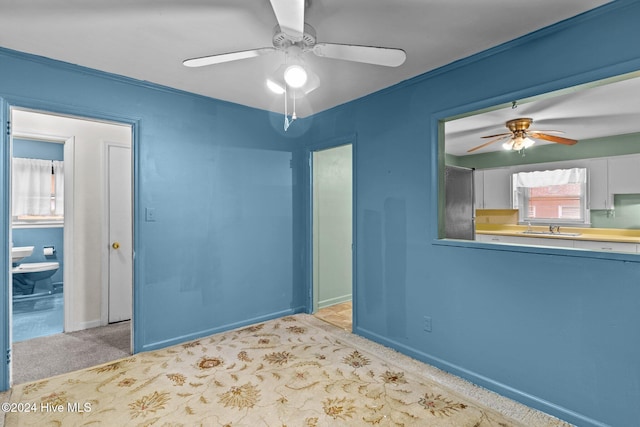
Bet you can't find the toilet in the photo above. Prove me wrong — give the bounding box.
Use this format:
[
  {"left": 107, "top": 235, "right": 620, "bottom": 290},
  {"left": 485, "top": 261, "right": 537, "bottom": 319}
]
[{"left": 12, "top": 262, "right": 60, "bottom": 296}]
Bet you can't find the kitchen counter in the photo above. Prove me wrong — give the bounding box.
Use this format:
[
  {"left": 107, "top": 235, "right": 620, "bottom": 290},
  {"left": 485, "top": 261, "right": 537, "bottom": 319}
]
[{"left": 476, "top": 224, "right": 640, "bottom": 244}]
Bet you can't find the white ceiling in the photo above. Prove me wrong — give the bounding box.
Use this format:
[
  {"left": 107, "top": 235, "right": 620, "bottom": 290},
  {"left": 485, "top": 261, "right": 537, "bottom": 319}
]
[
  {"left": 445, "top": 72, "right": 640, "bottom": 156},
  {"left": 0, "top": 0, "right": 610, "bottom": 118}
]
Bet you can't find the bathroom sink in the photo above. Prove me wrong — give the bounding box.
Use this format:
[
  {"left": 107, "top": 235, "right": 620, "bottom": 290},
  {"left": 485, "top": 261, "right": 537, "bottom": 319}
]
[
  {"left": 521, "top": 231, "right": 581, "bottom": 237},
  {"left": 11, "top": 246, "right": 34, "bottom": 263}
]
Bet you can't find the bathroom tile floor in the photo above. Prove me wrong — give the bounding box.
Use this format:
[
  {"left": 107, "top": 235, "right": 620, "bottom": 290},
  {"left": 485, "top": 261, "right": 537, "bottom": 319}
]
[
  {"left": 12, "top": 293, "right": 63, "bottom": 342},
  {"left": 314, "top": 301, "right": 352, "bottom": 331}
]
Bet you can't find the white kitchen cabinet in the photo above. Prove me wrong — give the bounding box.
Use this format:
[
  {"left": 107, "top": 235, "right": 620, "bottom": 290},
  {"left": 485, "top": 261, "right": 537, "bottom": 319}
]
[
  {"left": 482, "top": 167, "right": 512, "bottom": 209},
  {"left": 573, "top": 240, "right": 638, "bottom": 254},
  {"left": 476, "top": 234, "right": 575, "bottom": 248},
  {"left": 474, "top": 154, "right": 640, "bottom": 212},
  {"left": 608, "top": 154, "right": 640, "bottom": 195},
  {"left": 518, "top": 237, "right": 575, "bottom": 248},
  {"left": 474, "top": 169, "right": 484, "bottom": 209},
  {"left": 476, "top": 234, "right": 639, "bottom": 253},
  {"left": 587, "top": 158, "right": 610, "bottom": 210},
  {"left": 476, "top": 234, "right": 517, "bottom": 244}
]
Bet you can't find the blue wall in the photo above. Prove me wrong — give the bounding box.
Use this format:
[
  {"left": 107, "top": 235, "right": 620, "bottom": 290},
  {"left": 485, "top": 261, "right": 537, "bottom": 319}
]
[
  {"left": 12, "top": 139, "right": 64, "bottom": 284},
  {"left": 305, "top": 1, "right": 640, "bottom": 426},
  {"left": 1, "top": 1, "right": 640, "bottom": 426},
  {"left": 0, "top": 44, "right": 308, "bottom": 390},
  {"left": 13, "top": 139, "right": 64, "bottom": 161}
]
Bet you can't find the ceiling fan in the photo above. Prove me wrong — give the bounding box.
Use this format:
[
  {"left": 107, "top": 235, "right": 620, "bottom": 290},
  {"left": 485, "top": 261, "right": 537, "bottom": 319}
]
[
  {"left": 467, "top": 117, "right": 578, "bottom": 153},
  {"left": 182, "top": 0, "right": 406, "bottom": 76}
]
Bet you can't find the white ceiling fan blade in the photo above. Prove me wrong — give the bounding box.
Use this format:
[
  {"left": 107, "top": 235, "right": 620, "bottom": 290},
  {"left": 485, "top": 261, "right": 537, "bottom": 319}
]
[
  {"left": 269, "top": 0, "right": 304, "bottom": 41},
  {"left": 183, "top": 48, "right": 275, "bottom": 67},
  {"left": 312, "top": 43, "right": 406, "bottom": 67}
]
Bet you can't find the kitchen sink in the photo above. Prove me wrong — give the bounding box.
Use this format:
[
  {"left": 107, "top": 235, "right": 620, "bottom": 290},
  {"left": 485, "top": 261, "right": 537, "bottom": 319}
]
[{"left": 521, "top": 231, "right": 582, "bottom": 237}]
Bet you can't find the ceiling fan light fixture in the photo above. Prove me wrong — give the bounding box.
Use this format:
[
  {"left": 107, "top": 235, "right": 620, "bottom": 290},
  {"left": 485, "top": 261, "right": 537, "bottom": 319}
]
[
  {"left": 503, "top": 135, "right": 536, "bottom": 151},
  {"left": 266, "top": 78, "right": 285, "bottom": 95},
  {"left": 284, "top": 64, "right": 307, "bottom": 88},
  {"left": 267, "top": 62, "right": 319, "bottom": 95}
]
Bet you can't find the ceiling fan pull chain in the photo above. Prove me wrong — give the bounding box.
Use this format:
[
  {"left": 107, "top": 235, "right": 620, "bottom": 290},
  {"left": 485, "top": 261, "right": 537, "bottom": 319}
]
[
  {"left": 292, "top": 91, "right": 297, "bottom": 121},
  {"left": 283, "top": 86, "right": 298, "bottom": 132},
  {"left": 284, "top": 85, "right": 290, "bottom": 131}
]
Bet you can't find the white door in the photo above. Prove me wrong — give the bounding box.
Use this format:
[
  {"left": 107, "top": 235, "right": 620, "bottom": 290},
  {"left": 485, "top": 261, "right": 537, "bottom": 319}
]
[{"left": 107, "top": 143, "right": 132, "bottom": 323}]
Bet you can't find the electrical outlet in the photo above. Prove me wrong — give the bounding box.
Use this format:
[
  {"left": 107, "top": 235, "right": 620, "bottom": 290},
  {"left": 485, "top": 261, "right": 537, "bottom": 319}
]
[{"left": 423, "top": 316, "right": 432, "bottom": 332}]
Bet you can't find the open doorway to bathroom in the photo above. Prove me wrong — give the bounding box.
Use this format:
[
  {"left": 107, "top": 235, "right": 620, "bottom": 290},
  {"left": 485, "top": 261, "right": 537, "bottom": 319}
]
[
  {"left": 11, "top": 133, "right": 65, "bottom": 343},
  {"left": 9, "top": 108, "right": 133, "bottom": 385},
  {"left": 311, "top": 143, "right": 354, "bottom": 332}
]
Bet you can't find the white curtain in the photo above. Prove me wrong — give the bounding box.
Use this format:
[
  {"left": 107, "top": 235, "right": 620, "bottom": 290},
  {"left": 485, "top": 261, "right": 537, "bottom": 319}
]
[
  {"left": 53, "top": 160, "right": 64, "bottom": 215},
  {"left": 513, "top": 168, "right": 586, "bottom": 188},
  {"left": 12, "top": 157, "right": 53, "bottom": 216}
]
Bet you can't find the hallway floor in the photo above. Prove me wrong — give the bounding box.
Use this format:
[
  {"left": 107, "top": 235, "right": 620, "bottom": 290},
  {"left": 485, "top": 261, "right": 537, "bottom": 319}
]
[
  {"left": 11, "top": 321, "right": 131, "bottom": 385},
  {"left": 314, "top": 301, "right": 352, "bottom": 331}
]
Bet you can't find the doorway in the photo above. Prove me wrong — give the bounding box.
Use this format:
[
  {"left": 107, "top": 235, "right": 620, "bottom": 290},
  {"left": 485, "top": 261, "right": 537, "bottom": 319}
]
[
  {"left": 311, "top": 143, "right": 353, "bottom": 331},
  {"left": 8, "top": 108, "right": 133, "bottom": 384}
]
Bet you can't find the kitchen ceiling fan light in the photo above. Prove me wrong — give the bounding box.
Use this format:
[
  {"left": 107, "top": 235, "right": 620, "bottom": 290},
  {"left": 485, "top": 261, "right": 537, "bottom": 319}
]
[
  {"left": 284, "top": 64, "right": 307, "bottom": 88},
  {"left": 502, "top": 141, "right": 513, "bottom": 150},
  {"left": 512, "top": 136, "right": 525, "bottom": 150}
]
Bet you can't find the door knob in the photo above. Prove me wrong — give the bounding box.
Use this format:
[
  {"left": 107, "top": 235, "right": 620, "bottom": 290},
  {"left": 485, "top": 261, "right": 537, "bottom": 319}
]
[{"left": 112, "top": 242, "right": 120, "bottom": 250}]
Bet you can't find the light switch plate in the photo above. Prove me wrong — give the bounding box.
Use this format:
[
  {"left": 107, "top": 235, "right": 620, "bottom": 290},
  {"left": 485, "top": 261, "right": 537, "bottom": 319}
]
[{"left": 145, "top": 207, "right": 156, "bottom": 222}]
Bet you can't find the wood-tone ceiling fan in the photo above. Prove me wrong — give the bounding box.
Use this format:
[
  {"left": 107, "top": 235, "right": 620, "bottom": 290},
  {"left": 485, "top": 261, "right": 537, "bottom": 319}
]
[{"left": 467, "top": 117, "right": 578, "bottom": 153}]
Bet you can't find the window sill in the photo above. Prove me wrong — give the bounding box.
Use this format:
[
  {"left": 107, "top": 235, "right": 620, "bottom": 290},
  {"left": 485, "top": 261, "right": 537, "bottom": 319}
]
[{"left": 12, "top": 221, "right": 63, "bottom": 229}]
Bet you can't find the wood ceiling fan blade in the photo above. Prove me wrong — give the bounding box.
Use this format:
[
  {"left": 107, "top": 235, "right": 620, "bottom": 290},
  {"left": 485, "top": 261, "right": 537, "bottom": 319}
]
[
  {"left": 183, "top": 48, "right": 276, "bottom": 67},
  {"left": 529, "top": 129, "right": 565, "bottom": 134},
  {"left": 269, "top": 0, "right": 305, "bottom": 41},
  {"left": 529, "top": 132, "right": 577, "bottom": 145},
  {"left": 312, "top": 43, "right": 406, "bottom": 67},
  {"left": 480, "top": 132, "right": 511, "bottom": 139},
  {"left": 467, "top": 136, "right": 508, "bottom": 153}
]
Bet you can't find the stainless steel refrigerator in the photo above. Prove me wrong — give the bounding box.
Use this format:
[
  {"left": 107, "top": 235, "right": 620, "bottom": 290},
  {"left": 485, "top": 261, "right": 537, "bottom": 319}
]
[{"left": 444, "top": 166, "right": 475, "bottom": 240}]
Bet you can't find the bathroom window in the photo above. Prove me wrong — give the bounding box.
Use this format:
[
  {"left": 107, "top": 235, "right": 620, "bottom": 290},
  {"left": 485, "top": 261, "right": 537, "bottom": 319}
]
[
  {"left": 513, "top": 168, "right": 588, "bottom": 225},
  {"left": 12, "top": 158, "right": 64, "bottom": 227}
]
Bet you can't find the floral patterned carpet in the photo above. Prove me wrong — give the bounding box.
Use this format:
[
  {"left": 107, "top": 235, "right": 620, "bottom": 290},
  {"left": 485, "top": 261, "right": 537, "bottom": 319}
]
[{"left": 5, "top": 314, "right": 569, "bottom": 426}]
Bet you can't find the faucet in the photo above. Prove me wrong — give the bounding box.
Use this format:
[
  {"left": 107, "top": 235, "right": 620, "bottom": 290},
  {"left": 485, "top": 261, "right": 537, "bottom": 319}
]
[{"left": 549, "top": 224, "right": 560, "bottom": 233}]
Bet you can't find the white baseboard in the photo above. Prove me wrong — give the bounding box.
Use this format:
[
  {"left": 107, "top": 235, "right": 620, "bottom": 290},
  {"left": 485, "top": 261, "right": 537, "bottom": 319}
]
[
  {"left": 66, "top": 319, "right": 102, "bottom": 333},
  {"left": 318, "top": 294, "right": 352, "bottom": 309}
]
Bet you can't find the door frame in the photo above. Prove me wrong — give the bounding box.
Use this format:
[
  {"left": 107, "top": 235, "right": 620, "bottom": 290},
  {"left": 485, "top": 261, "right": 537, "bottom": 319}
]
[
  {"left": 0, "top": 97, "right": 139, "bottom": 390},
  {"left": 306, "top": 134, "right": 357, "bottom": 324}
]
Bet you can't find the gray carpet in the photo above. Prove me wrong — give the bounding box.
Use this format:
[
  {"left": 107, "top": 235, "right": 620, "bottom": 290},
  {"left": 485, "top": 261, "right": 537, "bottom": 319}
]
[{"left": 11, "top": 321, "right": 131, "bottom": 385}]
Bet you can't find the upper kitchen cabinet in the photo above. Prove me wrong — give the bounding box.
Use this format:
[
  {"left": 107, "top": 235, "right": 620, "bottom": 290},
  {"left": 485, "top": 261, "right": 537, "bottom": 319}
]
[
  {"left": 481, "top": 167, "right": 512, "bottom": 209},
  {"left": 587, "top": 154, "right": 640, "bottom": 210},
  {"left": 474, "top": 169, "right": 484, "bottom": 209},
  {"left": 608, "top": 154, "right": 640, "bottom": 195},
  {"left": 587, "top": 158, "right": 610, "bottom": 210}
]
